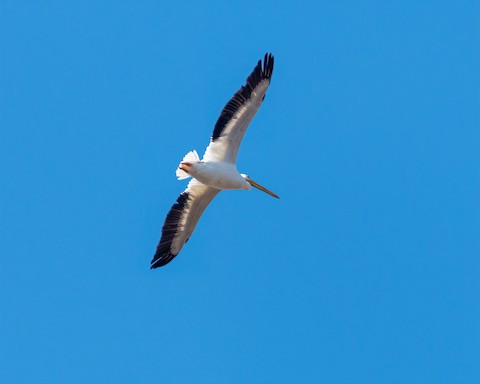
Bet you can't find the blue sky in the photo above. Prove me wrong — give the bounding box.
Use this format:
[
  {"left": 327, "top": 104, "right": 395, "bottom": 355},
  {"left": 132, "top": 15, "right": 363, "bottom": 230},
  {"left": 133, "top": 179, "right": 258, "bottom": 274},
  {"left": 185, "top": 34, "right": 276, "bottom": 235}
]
[{"left": 1, "top": 1, "right": 479, "bottom": 383}]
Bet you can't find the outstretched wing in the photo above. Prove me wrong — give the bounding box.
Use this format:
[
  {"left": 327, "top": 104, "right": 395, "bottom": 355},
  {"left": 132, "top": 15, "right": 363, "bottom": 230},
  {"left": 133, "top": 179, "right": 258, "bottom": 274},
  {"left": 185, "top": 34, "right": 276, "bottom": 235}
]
[
  {"left": 203, "top": 53, "right": 274, "bottom": 164},
  {"left": 151, "top": 180, "right": 220, "bottom": 268}
]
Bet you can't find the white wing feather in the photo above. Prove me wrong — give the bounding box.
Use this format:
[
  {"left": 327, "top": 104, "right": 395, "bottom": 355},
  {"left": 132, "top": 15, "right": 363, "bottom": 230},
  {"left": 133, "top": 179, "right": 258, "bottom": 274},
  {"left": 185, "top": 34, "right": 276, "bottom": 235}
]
[
  {"left": 203, "top": 53, "right": 274, "bottom": 164},
  {"left": 203, "top": 79, "right": 270, "bottom": 164}
]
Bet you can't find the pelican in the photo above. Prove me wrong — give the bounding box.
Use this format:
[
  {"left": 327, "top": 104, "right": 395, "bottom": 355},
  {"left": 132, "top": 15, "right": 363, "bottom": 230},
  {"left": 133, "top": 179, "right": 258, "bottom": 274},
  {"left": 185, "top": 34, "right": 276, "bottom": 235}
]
[{"left": 151, "top": 53, "right": 278, "bottom": 269}]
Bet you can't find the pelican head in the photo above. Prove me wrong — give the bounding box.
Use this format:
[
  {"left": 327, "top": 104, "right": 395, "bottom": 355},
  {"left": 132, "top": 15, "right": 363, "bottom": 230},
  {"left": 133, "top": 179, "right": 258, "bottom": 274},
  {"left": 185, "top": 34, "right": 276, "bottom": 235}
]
[{"left": 241, "top": 174, "right": 279, "bottom": 199}]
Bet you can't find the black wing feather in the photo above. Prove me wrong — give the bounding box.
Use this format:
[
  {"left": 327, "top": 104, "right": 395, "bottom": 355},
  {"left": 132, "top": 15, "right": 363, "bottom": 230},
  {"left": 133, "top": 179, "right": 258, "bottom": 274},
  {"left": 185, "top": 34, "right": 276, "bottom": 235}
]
[
  {"left": 151, "top": 192, "right": 190, "bottom": 268},
  {"left": 211, "top": 53, "right": 274, "bottom": 141}
]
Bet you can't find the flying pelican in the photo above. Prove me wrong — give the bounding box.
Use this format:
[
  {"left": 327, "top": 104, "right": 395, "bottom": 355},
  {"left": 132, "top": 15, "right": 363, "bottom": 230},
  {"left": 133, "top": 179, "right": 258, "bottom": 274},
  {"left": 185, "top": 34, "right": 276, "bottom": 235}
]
[{"left": 151, "top": 53, "right": 278, "bottom": 269}]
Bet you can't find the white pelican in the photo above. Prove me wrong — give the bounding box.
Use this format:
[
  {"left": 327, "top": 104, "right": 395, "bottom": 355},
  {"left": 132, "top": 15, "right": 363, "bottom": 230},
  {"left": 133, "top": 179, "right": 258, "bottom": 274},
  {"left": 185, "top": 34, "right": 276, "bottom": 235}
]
[{"left": 151, "top": 53, "right": 278, "bottom": 269}]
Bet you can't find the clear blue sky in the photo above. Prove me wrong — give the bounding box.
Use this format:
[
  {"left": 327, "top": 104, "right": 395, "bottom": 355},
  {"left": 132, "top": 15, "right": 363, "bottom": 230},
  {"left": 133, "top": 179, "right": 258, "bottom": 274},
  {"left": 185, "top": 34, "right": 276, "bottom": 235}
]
[{"left": 1, "top": 1, "right": 479, "bottom": 383}]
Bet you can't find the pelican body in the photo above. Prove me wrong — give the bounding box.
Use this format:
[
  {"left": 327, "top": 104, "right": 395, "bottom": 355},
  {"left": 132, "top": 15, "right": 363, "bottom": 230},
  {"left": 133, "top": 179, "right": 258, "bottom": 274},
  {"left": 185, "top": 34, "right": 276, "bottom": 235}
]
[
  {"left": 178, "top": 153, "right": 250, "bottom": 190},
  {"left": 151, "top": 53, "right": 278, "bottom": 269}
]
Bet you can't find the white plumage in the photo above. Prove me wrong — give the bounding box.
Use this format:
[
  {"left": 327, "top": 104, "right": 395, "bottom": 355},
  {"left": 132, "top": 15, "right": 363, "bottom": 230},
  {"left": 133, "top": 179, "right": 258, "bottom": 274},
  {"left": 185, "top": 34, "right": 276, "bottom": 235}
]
[{"left": 151, "top": 53, "right": 278, "bottom": 269}]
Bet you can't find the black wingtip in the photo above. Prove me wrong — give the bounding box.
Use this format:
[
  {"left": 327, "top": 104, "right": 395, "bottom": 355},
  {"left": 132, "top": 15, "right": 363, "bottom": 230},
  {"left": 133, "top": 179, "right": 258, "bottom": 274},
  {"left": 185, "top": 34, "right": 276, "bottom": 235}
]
[
  {"left": 150, "top": 251, "right": 175, "bottom": 269},
  {"left": 263, "top": 52, "right": 274, "bottom": 80},
  {"left": 150, "top": 252, "right": 177, "bottom": 269}
]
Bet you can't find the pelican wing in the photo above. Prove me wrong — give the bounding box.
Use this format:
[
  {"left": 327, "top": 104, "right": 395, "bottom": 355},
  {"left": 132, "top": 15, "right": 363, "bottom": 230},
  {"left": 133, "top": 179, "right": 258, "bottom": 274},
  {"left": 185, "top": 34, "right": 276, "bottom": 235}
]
[
  {"left": 203, "top": 53, "right": 274, "bottom": 164},
  {"left": 151, "top": 180, "right": 220, "bottom": 268}
]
